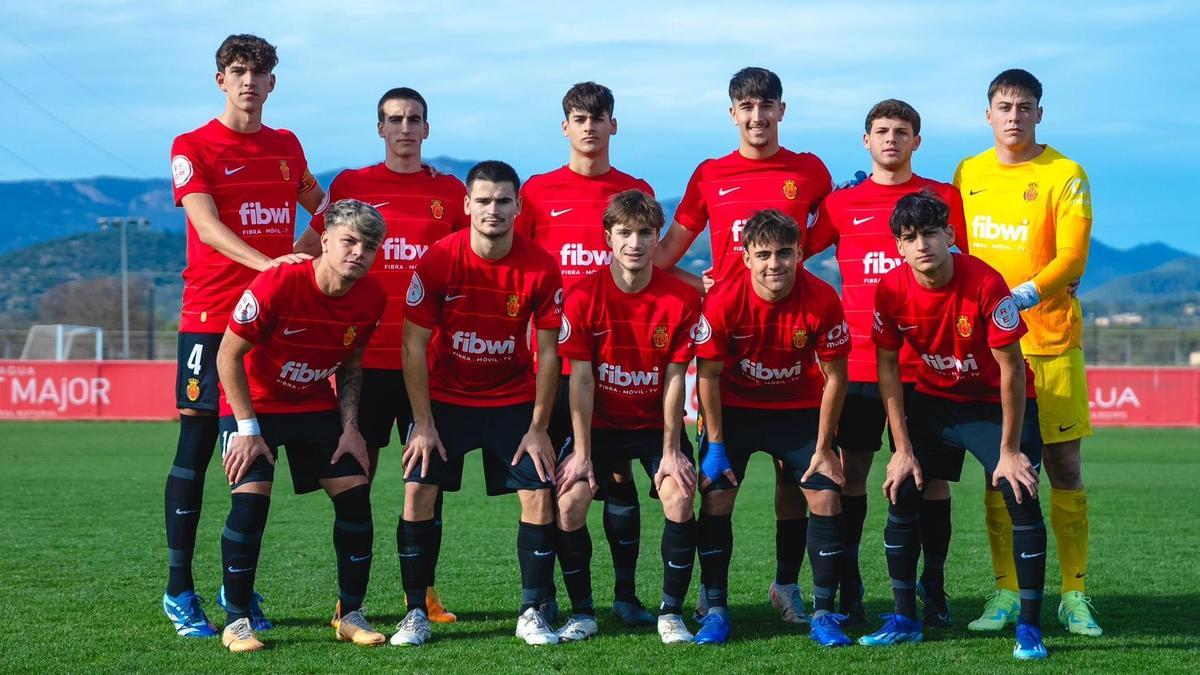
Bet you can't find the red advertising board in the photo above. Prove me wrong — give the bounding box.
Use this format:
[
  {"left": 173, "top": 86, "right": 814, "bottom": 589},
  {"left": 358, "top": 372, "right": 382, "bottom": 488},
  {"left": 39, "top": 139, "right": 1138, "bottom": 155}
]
[{"left": 0, "top": 360, "right": 1196, "bottom": 427}]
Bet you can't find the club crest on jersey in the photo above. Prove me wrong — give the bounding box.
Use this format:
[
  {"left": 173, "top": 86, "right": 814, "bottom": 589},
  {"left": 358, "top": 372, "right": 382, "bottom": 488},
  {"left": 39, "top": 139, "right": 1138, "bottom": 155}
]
[
  {"left": 792, "top": 328, "right": 808, "bottom": 349},
  {"left": 186, "top": 377, "right": 200, "bottom": 402},
  {"left": 279, "top": 160, "right": 291, "bottom": 181},
  {"left": 1024, "top": 182, "right": 1039, "bottom": 202},
  {"left": 652, "top": 325, "right": 669, "bottom": 349},
  {"left": 956, "top": 315, "right": 973, "bottom": 338},
  {"left": 343, "top": 326, "right": 357, "bottom": 346},
  {"left": 233, "top": 290, "right": 259, "bottom": 324},
  {"left": 430, "top": 199, "right": 445, "bottom": 220},
  {"left": 506, "top": 294, "right": 521, "bottom": 317},
  {"left": 783, "top": 179, "right": 798, "bottom": 200}
]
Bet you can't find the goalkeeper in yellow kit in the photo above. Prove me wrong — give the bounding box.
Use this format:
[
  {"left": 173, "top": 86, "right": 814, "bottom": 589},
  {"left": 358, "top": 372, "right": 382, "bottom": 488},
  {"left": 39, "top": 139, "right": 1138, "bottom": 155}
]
[{"left": 954, "top": 68, "right": 1101, "bottom": 637}]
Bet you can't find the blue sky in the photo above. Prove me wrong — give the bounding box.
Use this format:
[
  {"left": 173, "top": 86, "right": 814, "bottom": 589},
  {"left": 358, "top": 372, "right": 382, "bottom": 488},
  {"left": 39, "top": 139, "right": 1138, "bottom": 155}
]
[{"left": 2, "top": 1, "right": 1195, "bottom": 252}]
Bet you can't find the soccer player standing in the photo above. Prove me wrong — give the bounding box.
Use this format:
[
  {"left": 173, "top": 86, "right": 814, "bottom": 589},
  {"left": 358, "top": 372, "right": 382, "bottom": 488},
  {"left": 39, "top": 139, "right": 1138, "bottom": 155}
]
[
  {"left": 691, "top": 210, "right": 852, "bottom": 647},
  {"left": 804, "top": 99, "right": 967, "bottom": 626},
  {"left": 518, "top": 82, "right": 658, "bottom": 627},
  {"left": 654, "top": 66, "right": 833, "bottom": 624},
  {"left": 954, "top": 69, "right": 1099, "bottom": 636},
  {"left": 163, "top": 34, "right": 325, "bottom": 637},
  {"left": 554, "top": 190, "right": 701, "bottom": 644},
  {"left": 298, "top": 87, "right": 468, "bottom": 623},
  {"left": 215, "top": 199, "right": 387, "bottom": 652},
  {"left": 392, "top": 161, "right": 564, "bottom": 647},
  {"left": 860, "top": 191, "right": 1049, "bottom": 660}
]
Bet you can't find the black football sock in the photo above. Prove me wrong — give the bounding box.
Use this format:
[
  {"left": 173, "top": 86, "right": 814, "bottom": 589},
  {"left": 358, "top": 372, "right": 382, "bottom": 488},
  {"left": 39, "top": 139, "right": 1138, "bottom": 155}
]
[
  {"left": 429, "top": 491, "right": 444, "bottom": 587},
  {"left": 1000, "top": 481, "right": 1047, "bottom": 625},
  {"left": 398, "top": 518, "right": 435, "bottom": 613},
  {"left": 331, "top": 484, "right": 373, "bottom": 614},
  {"left": 697, "top": 510, "right": 733, "bottom": 610},
  {"left": 839, "top": 493, "right": 868, "bottom": 607},
  {"left": 220, "top": 492, "right": 270, "bottom": 625},
  {"left": 919, "top": 498, "right": 952, "bottom": 600},
  {"left": 517, "top": 522, "right": 556, "bottom": 613},
  {"left": 165, "top": 414, "right": 219, "bottom": 596},
  {"left": 775, "top": 517, "right": 808, "bottom": 586},
  {"left": 884, "top": 478, "right": 923, "bottom": 620},
  {"left": 603, "top": 480, "right": 641, "bottom": 601},
  {"left": 557, "top": 526, "right": 595, "bottom": 616},
  {"left": 807, "top": 512, "right": 845, "bottom": 615},
  {"left": 660, "top": 518, "right": 696, "bottom": 616}
]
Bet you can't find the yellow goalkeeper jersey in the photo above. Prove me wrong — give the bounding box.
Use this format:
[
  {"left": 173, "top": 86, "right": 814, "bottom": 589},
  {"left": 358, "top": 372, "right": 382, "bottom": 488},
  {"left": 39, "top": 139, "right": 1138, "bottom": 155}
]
[{"left": 954, "top": 145, "right": 1092, "bottom": 356}]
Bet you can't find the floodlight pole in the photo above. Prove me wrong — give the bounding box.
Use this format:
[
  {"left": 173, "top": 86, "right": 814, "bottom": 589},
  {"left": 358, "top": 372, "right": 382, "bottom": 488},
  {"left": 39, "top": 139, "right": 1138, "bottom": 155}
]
[{"left": 98, "top": 217, "right": 149, "bottom": 359}]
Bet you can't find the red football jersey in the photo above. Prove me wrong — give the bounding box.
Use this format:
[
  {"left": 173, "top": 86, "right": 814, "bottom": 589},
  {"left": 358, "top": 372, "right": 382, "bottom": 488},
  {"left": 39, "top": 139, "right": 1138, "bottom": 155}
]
[
  {"left": 695, "top": 269, "right": 850, "bottom": 409},
  {"left": 310, "top": 164, "right": 468, "bottom": 370},
  {"left": 806, "top": 175, "right": 968, "bottom": 383},
  {"left": 872, "top": 253, "right": 1036, "bottom": 403},
  {"left": 516, "top": 166, "right": 655, "bottom": 289},
  {"left": 405, "top": 229, "right": 563, "bottom": 407},
  {"left": 674, "top": 148, "right": 832, "bottom": 283},
  {"left": 171, "top": 119, "right": 317, "bottom": 333},
  {"left": 558, "top": 268, "right": 699, "bottom": 430},
  {"left": 220, "top": 262, "right": 385, "bottom": 415}
]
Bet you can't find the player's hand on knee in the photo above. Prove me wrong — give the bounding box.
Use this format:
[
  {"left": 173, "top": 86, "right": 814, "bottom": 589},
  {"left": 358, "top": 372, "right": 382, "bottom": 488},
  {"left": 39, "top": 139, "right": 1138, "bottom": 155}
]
[
  {"left": 993, "top": 451, "right": 1039, "bottom": 503},
  {"left": 514, "top": 428, "right": 555, "bottom": 484},
  {"left": 699, "top": 441, "right": 737, "bottom": 490},
  {"left": 333, "top": 425, "right": 371, "bottom": 474},
  {"left": 223, "top": 432, "right": 273, "bottom": 485},
  {"left": 803, "top": 447, "right": 844, "bottom": 487},
  {"left": 883, "top": 450, "right": 923, "bottom": 505},
  {"left": 403, "top": 423, "right": 445, "bottom": 479},
  {"left": 555, "top": 451, "right": 597, "bottom": 497},
  {"left": 655, "top": 448, "right": 696, "bottom": 494}
]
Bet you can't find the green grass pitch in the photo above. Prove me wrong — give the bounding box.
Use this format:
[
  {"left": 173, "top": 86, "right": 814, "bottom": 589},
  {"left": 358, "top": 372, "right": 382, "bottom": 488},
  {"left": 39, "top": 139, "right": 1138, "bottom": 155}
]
[{"left": 1, "top": 423, "right": 1197, "bottom": 672}]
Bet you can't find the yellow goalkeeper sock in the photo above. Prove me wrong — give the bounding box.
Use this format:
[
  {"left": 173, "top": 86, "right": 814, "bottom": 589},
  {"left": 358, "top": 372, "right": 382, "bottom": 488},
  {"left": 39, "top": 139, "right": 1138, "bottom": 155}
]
[
  {"left": 985, "top": 488, "right": 1018, "bottom": 592},
  {"left": 1051, "top": 487, "right": 1089, "bottom": 594}
]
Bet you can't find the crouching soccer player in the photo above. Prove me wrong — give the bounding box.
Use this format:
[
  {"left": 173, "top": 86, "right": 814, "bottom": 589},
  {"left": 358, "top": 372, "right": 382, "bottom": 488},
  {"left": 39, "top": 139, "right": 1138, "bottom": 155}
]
[
  {"left": 393, "top": 161, "right": 564, "bottom": 646},
  {"left": 861, "top": 190, "right": 1048, "bottom": 660},
  {"left": 554, "top": 189, "right": 701, "bottom": 644},
  {"left": 214, "top": 199, "right": 388, "bottom": 652},
  {"left": 690, "top": 209, "right": 852, "bottom": 647}
]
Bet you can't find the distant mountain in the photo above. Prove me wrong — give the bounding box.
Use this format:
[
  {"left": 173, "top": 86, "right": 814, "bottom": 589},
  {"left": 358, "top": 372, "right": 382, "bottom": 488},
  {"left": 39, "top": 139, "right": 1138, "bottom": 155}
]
[
  {"left": 1083, "top": 256, "right": 1200, "bottom": 305},
  {"left": 1080, "top": 240, "right": 1194, "bottom": 294}
]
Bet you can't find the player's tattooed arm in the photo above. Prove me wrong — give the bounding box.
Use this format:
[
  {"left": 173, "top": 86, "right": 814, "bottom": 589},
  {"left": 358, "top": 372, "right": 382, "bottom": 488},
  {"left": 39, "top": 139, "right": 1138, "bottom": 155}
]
[
  {"left": 992, "top": 341, "right": 1038, "bottom": 502},
  {"left": 557, "top": 359, "right": 597, "bottom": 496},
  {"left": 215, "top": 329, "right": 275, "bottom": 485},
  {"left": 804, "top": 356, "right": 848, "bottom": 487},
  {"left": 332, "top": 347, "right": 370, "bottom": 473},
  {"left": 402, "top": 320, "right": 447, "bottom": 478},
  {"left": 878, "top": 347, "right": 922, "bottom": 504}
]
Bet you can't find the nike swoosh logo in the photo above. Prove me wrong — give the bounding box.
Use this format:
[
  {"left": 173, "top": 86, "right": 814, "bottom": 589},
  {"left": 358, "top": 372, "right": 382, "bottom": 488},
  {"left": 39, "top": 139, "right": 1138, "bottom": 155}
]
[
  {"left": 550, "top": 208, "right": 573, "bottom": 217},
  {"left": 397, "top": 552, "right": 420, "bottom": 558},
  {"left": 592, "top": 329, "right": 612, "bottom": 336},
  {"left": 533, "top": 550, "right": 554, "bottom": 557},
  {"left": 1020, "top": 552, "right": 1046, "bottom": 559},
  {"left": 898, "top": 325, "right": 918, "bottom": 332},
  {"left": 618, "top": 538, "right": 639, "bottom": 546},
  {"left": 224, "top": 166, "right": 246, "bottom": 176},
  {"left": 349, "top": 554, "right": 372, "bottom": 562},
  {"left": 852, "top": 216, "right": 874, "bottom": 225},
  {"left": 282, "top": 327, "right": 307, "bottom": 335},
  {"left": 667, "top": 561, "right": 692, "bottom": 569},
  {"left": 369, "top": 201, "right": 390, "bottom": 209},
  {"left": 969, "top": 188, "right": 987, "bottom": 196},
  {"left": 175, "top": 508, "right": 199, "bottom": 515},
  {"left": 444, "top": 294, "right": 466, "bottom": 301},
  {"left": 818, "top": 550, "right": 842, "bottom": 557},
  {"left": 1031, "top": 463, "right": 1042, "bottom": 471},
  {"left": 226, "top": 565, "right": 255, "bottom": 573},
  {"left": 1058, "top": 423, "right": 1078, "bottom": 432},
  {"left": 718, "top": 187, "right": 741, "bottom": 196},
  {"left": 732, "top": 334, "right": 753, "bottom": 340},
  {"left": 884, "top": 543, "right": 903, "bottom": 549},
  {"left": 1075, "top": 572, "right": 1086, "bottom": 579}
]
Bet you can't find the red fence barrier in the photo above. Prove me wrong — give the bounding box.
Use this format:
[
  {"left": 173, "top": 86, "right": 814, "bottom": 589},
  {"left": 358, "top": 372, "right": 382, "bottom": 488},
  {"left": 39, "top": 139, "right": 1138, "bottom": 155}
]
[{"left": 1, "top": 360, "right": 1196, "bottom": 427}]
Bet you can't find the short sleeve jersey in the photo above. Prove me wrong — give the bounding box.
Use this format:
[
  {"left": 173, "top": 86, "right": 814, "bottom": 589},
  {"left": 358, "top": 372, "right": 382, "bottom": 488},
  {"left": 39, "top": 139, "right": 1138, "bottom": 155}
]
[
  {"left": 171, "top": 119, "right": 318, "bottom": 333},
  {"left": 954, "top": 146, "right": 1092, "bottom": 355},
  {"left": 872, "top": 253, "right": 1035, "bottom": 403},
  {"left": 558, "top": 268, "right": 699, "bottom": 430},
  {"left": 309, "top": 164, "right": 469, "bottom": 370},
  {"left": 516, "top": 166, "right": 654, "bottom": 289},
  {"left": 674, "top": 148, "right": 832, "bottom": 283},
  {"left": 405, "top": 230, "right": 563, "bottom": 407},
  {"left": 220, "top": 262, "right": 385, "bottom": 415},
  {"left": 805, "top": 175, "right": 968, "bottom": 383},
  {"left": 695, "top": 269, "right": 850, "bottom": 410}
]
